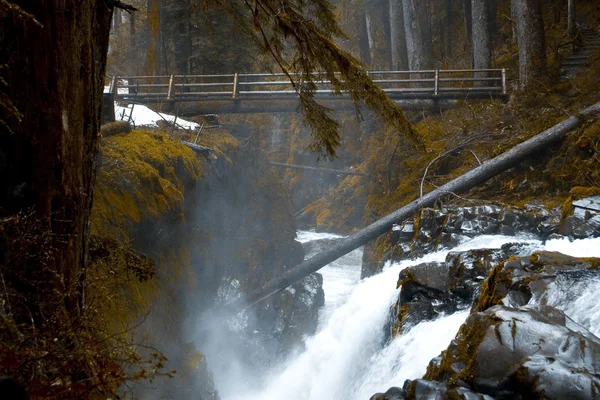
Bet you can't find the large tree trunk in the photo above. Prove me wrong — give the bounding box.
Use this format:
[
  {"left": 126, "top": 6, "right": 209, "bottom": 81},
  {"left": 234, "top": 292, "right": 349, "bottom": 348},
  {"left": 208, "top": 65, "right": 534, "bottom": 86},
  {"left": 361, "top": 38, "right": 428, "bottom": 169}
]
[
  {"left": 489, "top": 0, "right": 498, "bottom": 42},
  {"left": 568, "top": 0, "right": 576, "bottom": 37},
  {"left": 146, "top": 0, "right": 162, "bottom": 75},
  {"left": 0, "top": 1, "right": 113, "bottom": 319},
  {"left": 512, "top": 0, "right": 546, "bottom": 89},
  {"left": 471, "top": 0, "right": 492, "bottom": 84},
  {"left": 390, "top": 0, "right": 409, "bottom": 70},
  {"left": 464, "top": 0, "right": 473, "bottom": 43},
  {"left": 358, "top": 8, "right": 372, "bottom": 65},
  {"left": 172, "top": 0, "right": 192, "bottom": 74},
  {"left": 402, "top": 0, "right": 433, "bottom": 70},
  {"left": 226, "top": 100, "right": 600, "bottom": 313},
  {"left": 444, "top": 0, "right": 453, "bottom": 59},
  {"left": 363, "top": 1, "right": 391, "bottom": 70},
  {"left": 365, "top": 11, "right": 376, "bottom": 65}
]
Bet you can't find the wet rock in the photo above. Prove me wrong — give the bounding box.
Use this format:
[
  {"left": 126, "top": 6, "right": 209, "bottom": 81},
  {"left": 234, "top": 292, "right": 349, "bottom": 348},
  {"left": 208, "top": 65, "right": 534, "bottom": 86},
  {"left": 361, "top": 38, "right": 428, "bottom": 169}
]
[
  {"left": 389, "top": 203, "right": 560, "bottom": 262},
  {"left": 383, "top": 251, "right": 600, "bottom": 400},
  {"left": 560, "top": 195, "right": 600, "bottom": 239},
  {"left": 391, "top": 243, "right": 536, "bottom": 334},
  {"left": 419, "top": 305, "right": 600, "bottom": 400},
  {"left": 472, "top": 251, "right": 600, "bottom": 313},
  {"left": 371, "top": 386, "right": 406, "bottom": 400}
]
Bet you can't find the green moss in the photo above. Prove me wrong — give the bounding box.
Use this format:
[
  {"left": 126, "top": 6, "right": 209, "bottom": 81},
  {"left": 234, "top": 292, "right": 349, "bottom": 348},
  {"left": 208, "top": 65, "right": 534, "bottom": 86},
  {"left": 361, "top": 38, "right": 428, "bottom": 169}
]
[
  {"left": 393, "top": 303, "right": 411, "bottom": 337},
  {"left": 473, "top": 260, "right": 515, "bottom": 313},
  {"left": 92, "top": 130, "right": 201, "bottom": 241}
]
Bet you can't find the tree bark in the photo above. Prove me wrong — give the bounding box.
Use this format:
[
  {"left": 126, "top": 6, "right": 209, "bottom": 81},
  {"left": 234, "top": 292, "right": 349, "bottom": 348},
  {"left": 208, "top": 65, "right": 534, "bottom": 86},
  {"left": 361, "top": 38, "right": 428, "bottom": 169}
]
[
  {"left": 0, "top": 1, "right": 113, "bottom": 318},
  {"left": 512, "top": 0, "right": 546, "bottom": 89},
  {"left": 464, "top": 0, "right": 473, "bottom": 43},
  {"left": 365, "top": 11, "right": 376, "bottom": 66},
  {"left": 445, "top": 0, "right": 453, "bottom": 59},
  {"left": 113, "top": 7, "right": 121, "bottom": 34},
  {"left": 146, "top": 0, "right": 161, "bottom": 75},
  {"left": 489, "top": 0, "right": 498, "bottom": 42},
  {"left": 161, "top": 0, "right": 192, "bottom": 75},
  {"left": 226, "top": 100, "right": 600, "bottom": 313},
  {"left": 568, "top": 0, "right": 576, "bottom": 37},
  {"left": 358, "top": 8, "right": 372, "bottom": 65},
  {"left": 390, "top": 0, "right": 409, "bottom": 70},
  {"left": 471, "top": 0, "right": 492, "bottom": 84},
  {"left": 402, "top": 0, "right": 433, "bottom": 70}
]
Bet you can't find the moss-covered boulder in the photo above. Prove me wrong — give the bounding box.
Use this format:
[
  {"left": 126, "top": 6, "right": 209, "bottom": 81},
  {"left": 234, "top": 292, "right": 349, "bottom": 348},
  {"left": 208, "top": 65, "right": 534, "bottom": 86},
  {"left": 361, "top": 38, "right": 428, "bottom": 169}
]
[
  {"left": 378, "top": 250, "right": 600, "bottom": 399},
  {"left": 560, "top": 190, "right": 600, "bottom": 239},
  {"left": 399, "top": 204, "right": 559, "bottom": 261},
  {"left": 420, "top": 305, "right": 600, "bottom": 400},
  {"left": 473, "top": 251, "right": 600, "bottom": 313}
]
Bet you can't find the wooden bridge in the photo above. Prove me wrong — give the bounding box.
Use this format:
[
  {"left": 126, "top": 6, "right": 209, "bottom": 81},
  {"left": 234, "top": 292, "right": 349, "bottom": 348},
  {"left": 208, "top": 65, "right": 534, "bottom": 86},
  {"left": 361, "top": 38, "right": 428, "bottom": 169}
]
[{"left": 106, "top": 69, "right": 508, "bottom": 114}]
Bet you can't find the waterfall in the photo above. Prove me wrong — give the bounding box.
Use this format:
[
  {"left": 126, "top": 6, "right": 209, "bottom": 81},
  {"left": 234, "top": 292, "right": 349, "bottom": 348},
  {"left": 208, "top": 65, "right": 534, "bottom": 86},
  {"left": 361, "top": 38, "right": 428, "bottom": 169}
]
[
  {"left": 217, "top": 234, "right": 600, "bottom": 400},
  {"left": 218, "top": 234, "right": 530, "bottom": 399},
  {"left": 536, "top": 237, "right": 600, "bottom": 338}
]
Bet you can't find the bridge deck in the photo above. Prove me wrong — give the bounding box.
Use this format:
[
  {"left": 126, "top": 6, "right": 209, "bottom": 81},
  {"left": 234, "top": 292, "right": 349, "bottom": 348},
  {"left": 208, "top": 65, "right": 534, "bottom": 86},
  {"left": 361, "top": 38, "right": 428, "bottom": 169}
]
[{"left": 107, "top": 69, "right": 508, "bottom": 113}]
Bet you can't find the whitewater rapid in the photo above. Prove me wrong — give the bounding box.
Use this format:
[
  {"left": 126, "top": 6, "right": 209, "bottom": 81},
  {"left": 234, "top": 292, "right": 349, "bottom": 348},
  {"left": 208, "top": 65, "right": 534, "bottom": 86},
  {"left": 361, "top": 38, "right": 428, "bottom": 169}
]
[{"left": 221, "top": 233, "right": 600, "bottom": 400}]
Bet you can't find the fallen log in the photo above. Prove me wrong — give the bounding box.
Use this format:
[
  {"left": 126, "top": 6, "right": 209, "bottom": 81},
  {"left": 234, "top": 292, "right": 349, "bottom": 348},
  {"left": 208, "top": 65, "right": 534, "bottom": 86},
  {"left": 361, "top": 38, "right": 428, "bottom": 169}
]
[
  {"left": 226, "top": 100, "right": 600, "bottom": 313},
  {"left": 181, "top": 141, "right": 213, "bottom": 153},
  {"left": 270, "top": 161, "right": 366, "bottom": 177}
]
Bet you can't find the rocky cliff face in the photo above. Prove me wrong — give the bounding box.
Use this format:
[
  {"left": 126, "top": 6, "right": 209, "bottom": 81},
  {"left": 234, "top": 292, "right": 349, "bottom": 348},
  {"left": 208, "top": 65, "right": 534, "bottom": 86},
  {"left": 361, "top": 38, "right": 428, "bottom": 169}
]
[
  {"left": 372, "top": 197, "right": 600, "bottom": 400},
  {"left": 90, "top": 127, "right": 323, "bottom": 398}
]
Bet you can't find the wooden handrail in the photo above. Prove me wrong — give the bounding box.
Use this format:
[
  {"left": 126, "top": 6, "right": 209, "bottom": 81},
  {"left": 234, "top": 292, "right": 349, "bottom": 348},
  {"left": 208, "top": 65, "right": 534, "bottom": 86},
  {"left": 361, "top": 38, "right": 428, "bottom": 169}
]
[{"left": 109, "top": 69, "right": 509, "bottom": 105}]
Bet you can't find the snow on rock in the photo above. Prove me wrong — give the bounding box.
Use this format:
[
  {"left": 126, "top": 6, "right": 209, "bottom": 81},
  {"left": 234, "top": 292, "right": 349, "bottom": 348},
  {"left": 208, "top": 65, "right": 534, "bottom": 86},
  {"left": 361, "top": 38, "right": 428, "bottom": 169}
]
[{"left": 114, "top": 103, "right": 200, "bottom": 130}]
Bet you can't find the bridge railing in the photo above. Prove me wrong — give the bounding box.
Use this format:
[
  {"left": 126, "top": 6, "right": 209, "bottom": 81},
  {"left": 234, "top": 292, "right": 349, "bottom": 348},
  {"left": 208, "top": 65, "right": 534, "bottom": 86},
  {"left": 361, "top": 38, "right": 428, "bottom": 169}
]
[{"left": 108, "top": 69, "right": 507, "bottom": 103}]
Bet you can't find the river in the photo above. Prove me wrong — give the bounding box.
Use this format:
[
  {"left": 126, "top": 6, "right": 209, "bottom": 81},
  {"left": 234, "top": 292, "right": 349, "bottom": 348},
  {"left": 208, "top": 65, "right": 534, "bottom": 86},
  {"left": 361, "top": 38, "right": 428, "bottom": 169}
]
[{"left": 218, "top": 231, "right": 600, "bottom": 400}]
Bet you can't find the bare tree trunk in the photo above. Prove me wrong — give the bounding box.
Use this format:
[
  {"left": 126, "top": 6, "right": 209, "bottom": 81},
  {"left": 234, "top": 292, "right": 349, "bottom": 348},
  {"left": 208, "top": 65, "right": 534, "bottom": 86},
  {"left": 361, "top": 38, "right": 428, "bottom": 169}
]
[
  {"left": 382, "top": 4, "right": 393, "bottom": 69},
  {"left": 173, "top": 0, "right": 192, "bottom": 74},
  {"left": 146, "top": 0, "right": 161, "bottom": 75},
  {"left": 512, "top": 0, "right": 546, "bottom": 89},
  {"left": 489, "top": 0, "right": 498, "bottom": 42},
  {"left": 226, "top": 100, "right": 600, "bottom": 313},
  {"left": 358, "top": 8, "right": 372, "bottom": 65},
  {"left": 365, "top": 11, "right": 376, "bottom": 65},
  {"left": 471, "top": 0, "right": 492, "bottom": 84},
  {"left": 390, "top": 0, "right": 409, "bottom": 70},
  {"left": 113, "top": 7, "right": 121, "bottom": 34},
  {"left": 464, "top": 0, "right": 473, "bottom": 43},
  {"left": 0, "top": 0, "right": 113, "bottom": 319},
  {"left": 402, "top": 0, "right": 433, "bottom": 70},
  {"left": 445, "top": 0, "right": 453, "bottom": 59},
  {"left": 568, "top": 0, "right": 576, "bottom": 37}
]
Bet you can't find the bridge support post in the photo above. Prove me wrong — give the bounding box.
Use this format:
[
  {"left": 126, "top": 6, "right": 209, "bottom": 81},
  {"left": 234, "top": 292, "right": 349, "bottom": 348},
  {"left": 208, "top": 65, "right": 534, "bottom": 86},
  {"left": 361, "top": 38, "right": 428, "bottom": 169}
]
[
  {"left": 167, "top": 74, "right": 175, "bottom": 100},
  {"left": 109, "top": 76, "right": 117, "bottom": 95},
  {"left": 232, "top": 73, "right": 240, "bottom": 99}
]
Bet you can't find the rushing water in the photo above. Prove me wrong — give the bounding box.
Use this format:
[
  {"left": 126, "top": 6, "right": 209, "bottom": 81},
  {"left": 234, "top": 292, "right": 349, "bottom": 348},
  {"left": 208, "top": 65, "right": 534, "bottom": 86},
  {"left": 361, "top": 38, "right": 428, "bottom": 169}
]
[{"left": 221, "top": 233, "right": 600, "bottom": 400}]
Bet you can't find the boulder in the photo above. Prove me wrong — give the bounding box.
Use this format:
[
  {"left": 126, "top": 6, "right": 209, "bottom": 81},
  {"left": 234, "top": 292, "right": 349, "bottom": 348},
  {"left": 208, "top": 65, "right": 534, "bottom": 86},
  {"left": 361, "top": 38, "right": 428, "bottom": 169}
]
[
  {"left": 391, "top": 243, "right": 535, "bottom": 334},
  {"left": 560, "top": 195, "right": 600, "bottom": 239},
  {"left": 389, "top": 203, "right": 561, "bottom": 261},
  {"left": 370, "top": 386, "right": 406, "bottom": 400},
  {"left": 420, "top": 305, "right": 600, "bottom": 400},
  {"left": 472, "top": 251, "right": 600, "bottom": 313}
]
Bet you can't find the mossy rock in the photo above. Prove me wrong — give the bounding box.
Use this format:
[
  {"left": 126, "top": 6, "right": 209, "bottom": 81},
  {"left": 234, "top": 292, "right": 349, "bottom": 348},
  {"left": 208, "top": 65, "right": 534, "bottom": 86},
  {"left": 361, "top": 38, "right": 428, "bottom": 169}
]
[
  {"left": 473, "top": 251, "right": 600, "bottom": 314},
  {"left": 91, "top": 130, "right": 202, "bottom": 242},
  {"left": 423, "top": 305, "right": 600, "bottom": 399}
]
